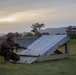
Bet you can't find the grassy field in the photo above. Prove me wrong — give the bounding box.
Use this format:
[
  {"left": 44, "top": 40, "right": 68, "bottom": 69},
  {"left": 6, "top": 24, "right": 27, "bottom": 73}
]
[{"left": 0, "top": 39, "right": 76, "bottom": 75}]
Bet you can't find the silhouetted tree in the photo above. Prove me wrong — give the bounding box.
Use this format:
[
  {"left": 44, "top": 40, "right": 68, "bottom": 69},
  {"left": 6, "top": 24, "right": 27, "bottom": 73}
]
[
  {"left": 56, "top": 33, "right": 61, "bottom": 35},
  {"left": 42, "top": 32, "right": 49, "bottom": 35},
  {"left": 31, "top": 23, "right": 45, "bottom": 37},
  {"left": 66, "top": 26, "right": 73, "bottom": 36},
  {"left": 14, "top": 32, "right": 22, "bottom": 37},
  {"left": 24, "top": 32, "right": 33, "bottom": 37},
  {"left": 66, "top": 26, "right": 76, "bottom": 39}
]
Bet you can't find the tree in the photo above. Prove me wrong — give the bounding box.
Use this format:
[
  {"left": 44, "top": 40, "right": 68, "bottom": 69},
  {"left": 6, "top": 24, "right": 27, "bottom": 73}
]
[
  {"left": 66, "top": 26, "right": 76, "bottom": 39},
  {"left": 42, "top": 32, "right": 49, "bottom": 35},
  {"left": 14, "top": 32, "right": 22, "bottom": 37},
  {"left": 56, "top": 33, "right": 61, "bottom": 35},
  {"left": 66, "top": 26, "right": 73, "bottom": 36},
  {"left": 31, "top": 23, "right": 45, "bottom": 37},
  {"left": 2, "top": 32, "right": 22, "bottom": 37},
  {"left": 24, "top": 32, "right": 33, "bottom": 37}
]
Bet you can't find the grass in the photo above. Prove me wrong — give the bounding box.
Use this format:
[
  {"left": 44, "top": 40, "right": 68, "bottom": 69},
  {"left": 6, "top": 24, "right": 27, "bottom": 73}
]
[{"left": 0, "top": 39, "right": 76, "bottom": 75}]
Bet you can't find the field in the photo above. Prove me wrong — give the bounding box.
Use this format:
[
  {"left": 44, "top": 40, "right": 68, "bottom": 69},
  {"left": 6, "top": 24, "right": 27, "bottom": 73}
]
[{"left": 0, "top": 39, "right": 76, "bottom": 75}]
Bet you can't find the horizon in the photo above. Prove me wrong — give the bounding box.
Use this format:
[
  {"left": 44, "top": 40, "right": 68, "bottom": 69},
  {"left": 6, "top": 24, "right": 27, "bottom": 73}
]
[
  {"left": 0, "top": 25, "right": 76, "bottom": 35},
  {"left": 0, "top": 0, "right": 76, "bottom": 33}
]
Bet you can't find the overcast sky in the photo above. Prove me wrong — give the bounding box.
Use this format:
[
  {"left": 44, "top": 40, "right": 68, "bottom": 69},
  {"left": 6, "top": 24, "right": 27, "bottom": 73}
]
[{"left": 0, "top": 0, "right": 76, "bottom": 33}]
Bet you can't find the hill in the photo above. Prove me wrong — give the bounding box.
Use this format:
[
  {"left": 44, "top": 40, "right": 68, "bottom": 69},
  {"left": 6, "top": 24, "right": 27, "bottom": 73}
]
[{"left": 43, "top": 26, "right": 76, "bottom": 34}]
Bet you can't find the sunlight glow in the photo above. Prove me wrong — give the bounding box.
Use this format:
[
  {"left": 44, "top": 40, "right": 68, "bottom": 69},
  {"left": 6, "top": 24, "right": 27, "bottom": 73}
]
[{"left": 0, "top": 17, "right": 17, "bottom": 22}]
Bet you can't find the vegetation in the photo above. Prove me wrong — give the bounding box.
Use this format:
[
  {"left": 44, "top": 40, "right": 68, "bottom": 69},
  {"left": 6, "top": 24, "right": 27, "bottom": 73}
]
[
  {"left": 14, "top": 32, "right": 22, "bottom": 37},
  {"left": 31, "top": 23, "right": 45, "bottom": 37},
  {"left": 66, "top": 26, "right": 76, "bottom": 39},
  {"left": 24, "top": 23, "right": 49, "bottom": 37},
  {"left": 0, "top": 39, "right": 76, "bottom": 75},
  {"left": 3, "top": 24, "right": 76, "bottom": 38},
  {"left": 2, "top": 23, "right": 49, "bottom": 37},
  {"left": 24, "top": 32, "right": 33, "bottom": 37}
]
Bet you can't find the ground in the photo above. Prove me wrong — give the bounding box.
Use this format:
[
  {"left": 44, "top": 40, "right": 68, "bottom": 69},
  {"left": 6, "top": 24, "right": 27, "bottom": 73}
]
[{"left": 0, "top": 39, "right": 76, "bottom": 75}]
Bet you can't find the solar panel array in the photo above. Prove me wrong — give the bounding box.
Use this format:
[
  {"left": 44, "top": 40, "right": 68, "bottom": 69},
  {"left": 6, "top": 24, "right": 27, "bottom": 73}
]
[{"left": 17, "top": 35, "right": 69, "bottom": 64}]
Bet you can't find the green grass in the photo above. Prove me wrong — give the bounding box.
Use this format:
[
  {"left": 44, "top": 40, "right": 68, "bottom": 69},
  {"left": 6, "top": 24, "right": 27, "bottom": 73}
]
[
  {"left": 69, "top": 39, "right": 76, "bottom": 45},
  {"left": 0, "top": 39, "right": 76, "bottom": 75}
]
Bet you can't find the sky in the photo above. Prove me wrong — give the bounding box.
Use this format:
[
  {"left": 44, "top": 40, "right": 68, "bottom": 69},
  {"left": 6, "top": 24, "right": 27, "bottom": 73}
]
[{"left": 0, "top": 0, "right": 76, "bottom": 33}]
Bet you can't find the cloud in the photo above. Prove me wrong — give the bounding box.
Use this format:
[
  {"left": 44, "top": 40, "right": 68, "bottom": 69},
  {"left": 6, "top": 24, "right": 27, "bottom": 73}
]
[
  {"left": 0, "top": 0, "right": 76, "bottom": 33},
  {"left": 0, "top": 8, "right": 55, "bottom": 24},
  {"left": 0, "top": 0, "right": 76, "bottom": 13},
  {"left": 0, "top": 4, "right": 76, "bottom": 25}
]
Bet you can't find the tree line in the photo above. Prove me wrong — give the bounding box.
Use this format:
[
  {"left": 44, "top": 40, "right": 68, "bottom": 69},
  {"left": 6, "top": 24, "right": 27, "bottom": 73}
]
[
  {"left": 3, "top": 23, "right": 49, "bottom": 37},
  {"left": 3, "top": 23, "right": 76, "bottom": 39}
]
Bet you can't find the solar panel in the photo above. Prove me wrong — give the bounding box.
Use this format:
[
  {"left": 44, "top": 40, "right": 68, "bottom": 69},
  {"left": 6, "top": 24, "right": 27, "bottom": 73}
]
[{"left": 17, "top": 35, "right": 69, "bottom": 64}]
